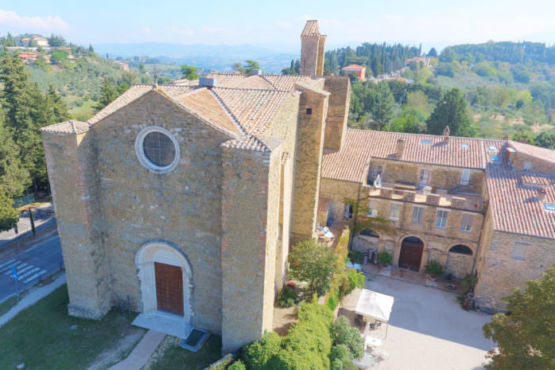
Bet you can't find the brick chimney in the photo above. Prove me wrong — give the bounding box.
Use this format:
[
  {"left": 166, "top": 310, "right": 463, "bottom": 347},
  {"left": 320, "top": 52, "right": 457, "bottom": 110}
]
[
  {"left": 443, "top": 126, "right": 450, "bottom": 143},
  {"left": 396, "top": 138, "right": 405, "bottom": 158}
]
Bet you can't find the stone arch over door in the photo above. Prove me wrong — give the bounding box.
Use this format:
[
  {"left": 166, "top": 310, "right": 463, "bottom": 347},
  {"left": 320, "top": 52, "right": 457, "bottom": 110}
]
[
  {"left": 446, "top": 244, "right": 473, "bottom": 279},
  {"left": 352, "top": 228, "right": 380, "bottom": 255},
  {"left": 399, "top": 236, "right": 424, "bottom": 271},
  {"left": 136, "top": 241, "right": 193, "bottom": 324}
]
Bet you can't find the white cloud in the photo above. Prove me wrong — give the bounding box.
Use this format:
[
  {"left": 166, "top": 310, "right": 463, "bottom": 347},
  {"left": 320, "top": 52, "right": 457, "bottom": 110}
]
[{"left": 0, "top": 9, "right": 69, "bottom": 32}]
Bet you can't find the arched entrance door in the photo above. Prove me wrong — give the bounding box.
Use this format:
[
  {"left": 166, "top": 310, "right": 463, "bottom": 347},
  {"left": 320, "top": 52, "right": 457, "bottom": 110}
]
[
  {"left": 136, "top": 241, "right": 192, "bottom": 323},
  {"left": 399, "top": 236, "right": 424, "bottom": 271}
]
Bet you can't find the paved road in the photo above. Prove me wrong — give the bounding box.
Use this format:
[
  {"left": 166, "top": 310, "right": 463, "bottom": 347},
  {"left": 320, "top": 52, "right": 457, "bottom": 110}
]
[{"left": 0, "top": 235, "right": 62, "bottom": 302}]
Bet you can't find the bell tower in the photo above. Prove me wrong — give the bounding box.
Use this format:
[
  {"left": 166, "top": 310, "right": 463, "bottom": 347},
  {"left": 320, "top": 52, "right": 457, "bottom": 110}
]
[{"left": 300, "top": 20, "right": 326, "bottom": 77}]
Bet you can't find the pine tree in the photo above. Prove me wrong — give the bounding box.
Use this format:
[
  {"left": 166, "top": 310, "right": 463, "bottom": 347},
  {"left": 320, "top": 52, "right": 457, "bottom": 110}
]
[
  {"left": 46, "top": 85, "right": 70, "bottom": 123},
  {"left": 96, "top": 78, "right": 118, "bottom": 111},
  {"left": 0, "top": 54, "right": 52, "bottom": 191},
  {"left": 0, "top": 111, "right": 29, "bottom": 197},
  {"left": 0, "top": 188, "right": 19, "bottom": 232},
  {"left": 426, "top": 88, "right": 474, "bottom": 136},
  {"left": 372, "top": 82, "right": 395, "bottom": 130}
]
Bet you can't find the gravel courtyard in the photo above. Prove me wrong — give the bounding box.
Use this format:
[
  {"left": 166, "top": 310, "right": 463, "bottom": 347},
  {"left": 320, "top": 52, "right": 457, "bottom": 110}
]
[{"left": 363, "top": 275, "right": 495, "bottom": 370}]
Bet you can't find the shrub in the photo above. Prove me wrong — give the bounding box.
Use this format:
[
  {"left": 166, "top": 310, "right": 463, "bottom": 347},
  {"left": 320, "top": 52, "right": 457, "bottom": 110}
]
[
  {"left": 242, "top": 332, "right": 281, "bottom": 369},
  {"left": 377, "top": 252, "right": 393, "bottom": 266},
  {"left": 330, "top": 344, "right": 351, "bottom": 368},
  {"left": 288, "top": 239, "right": 338, "bottom": 296},
  {"left": 348, "top": 250, "right": 362, "bottom": 263},
  {"left": 228, "top": 360, "right": 246, "bottom": 370},
  {"left": 243, "top": 302, "right": 334, "bottom": 370},
  {"left": 331, "top": 316, "right": 364, "bottom": 360},
  {"left": 327, "top": 292, "right": 339, "bottom": 310},
  {"left": 461, "top": 273, "right": 478, "bottom": 295},
  {"left": 425, "top": 260, "right": 444, "bottom": 277},
  {"left": 277, "top": 285, "right": 298, "bottom": 308}
]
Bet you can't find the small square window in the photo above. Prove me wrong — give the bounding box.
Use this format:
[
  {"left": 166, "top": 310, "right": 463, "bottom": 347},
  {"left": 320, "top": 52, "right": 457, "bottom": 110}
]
[
  {"left": 488, "top": 146, "right": 497, "bottom": 153},
  {"left": 461, "top": 143, "right": 468, "bottom": 149},
  {"left": 344, "top": 204, "right": 353, "bottom": 219},
  {"left": 306, "top": 108, "right": 312, "bottom": 115},
  {"left": 421, "top": 139, "right": 432, "bottom": 145}
]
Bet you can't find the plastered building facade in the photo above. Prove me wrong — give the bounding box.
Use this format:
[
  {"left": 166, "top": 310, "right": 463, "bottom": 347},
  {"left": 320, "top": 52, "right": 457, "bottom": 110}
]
[{"left": 41, "top": 21, "right": 350, "bottom": 352}]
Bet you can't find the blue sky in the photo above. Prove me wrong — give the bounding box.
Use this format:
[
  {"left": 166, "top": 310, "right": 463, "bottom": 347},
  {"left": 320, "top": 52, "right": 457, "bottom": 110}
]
[{"left": 1, "top": 0, "right": 555, "bottom": 51}]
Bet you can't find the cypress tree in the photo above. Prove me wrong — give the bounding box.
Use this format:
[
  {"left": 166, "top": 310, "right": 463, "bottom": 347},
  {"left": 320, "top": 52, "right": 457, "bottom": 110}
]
[{"left": 426, "top": 88, "right": 474, "bottom": 137}]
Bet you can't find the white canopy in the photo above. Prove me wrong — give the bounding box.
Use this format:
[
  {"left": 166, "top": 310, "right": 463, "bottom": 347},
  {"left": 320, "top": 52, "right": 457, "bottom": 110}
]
[{"left": 355, "top": 289, "right": 394, "bottom": 323}]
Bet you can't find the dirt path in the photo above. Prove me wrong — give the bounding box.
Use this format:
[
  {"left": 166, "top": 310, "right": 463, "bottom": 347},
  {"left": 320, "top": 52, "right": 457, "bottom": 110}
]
[{"left": 87, "top": 328, "right": 147, "bottom": 370}]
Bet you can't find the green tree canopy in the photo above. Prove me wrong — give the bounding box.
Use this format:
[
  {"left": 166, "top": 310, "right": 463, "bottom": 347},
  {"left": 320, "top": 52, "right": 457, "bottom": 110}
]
[
  {"left": 180, "top": 65, "right": 199, "bottom": 80},
  {"left": 95, "top": 78, "right": 118, "bottom": 111},
  {"left": 426, "top": 88, "right": 475, "bottom": 136},
  {"left": 0, "top": 111, "right": 30, "bottom": 197},
  {"left": 0, "top": 53, "right": 64, "bottom": 191},
  {"left": 483, "top": 266, "right": 555, "bottom": 369},
  {"left": 535, "top": 130, "right": 555, "bottom": 149},
  {"left": 243, "top": 60, "right": 260, "bottom": 75},
  {"left": 372, "top": 81, "right": 395, "bottom": 130},
  {"left": 288, "top": 239, "right": 337, "bottom": 296},
  {"left": 0, "top": 189, "right": 19, "bottom": 232}
]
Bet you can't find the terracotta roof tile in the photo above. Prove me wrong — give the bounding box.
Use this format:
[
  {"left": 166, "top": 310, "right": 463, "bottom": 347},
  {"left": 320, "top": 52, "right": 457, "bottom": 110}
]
[
  {"left": 88, "top": 85, "right": 154, "bottom": 124},
  {"left": 322, "top": 129, "right": 489, "bottom": 182},
  {"left": 40, "top": 120, "right": 89, "bottom": 135},
  {"left": 486, "top": 164, "right": 555, "bottom": 239}
]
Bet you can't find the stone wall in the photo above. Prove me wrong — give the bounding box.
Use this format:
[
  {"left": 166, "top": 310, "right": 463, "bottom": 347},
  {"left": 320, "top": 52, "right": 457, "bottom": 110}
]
[
  {"left": 290, "top": 84, "right": 329, "bottom": 244},
  {"left": 369, "top": 159, "right": 485, "bottom": 194},
  {"left": 263, "top": 92, "right": 300, "bottom": 290},
  {"left": 511, "top": 150, "right": 555, "bottom": 173},
  {"left": 318, "top": 178, "right": 360, "bottom": 223},
  {"left": 323, "top": 76, "right": 350, "bottom": 151},
  {"left": 92, "top": 90, "right": 226, "bottom": 332},
  {"left": 42, "top": 129, "right": 111, "bottom": 319},
  {"left": 221, "top": 145, "right": 279, "bottom": 352},
  {"left": 474, "top": 231, "right": 555, "bottom": 312},
  {"left": 300, "top": 36, "right": 319, "bottom": 76}
]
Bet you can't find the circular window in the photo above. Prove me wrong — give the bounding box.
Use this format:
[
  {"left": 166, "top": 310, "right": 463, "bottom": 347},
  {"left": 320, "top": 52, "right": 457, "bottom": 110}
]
[{"left": 135, "top": 126, "right": 180, "bottom": 173}]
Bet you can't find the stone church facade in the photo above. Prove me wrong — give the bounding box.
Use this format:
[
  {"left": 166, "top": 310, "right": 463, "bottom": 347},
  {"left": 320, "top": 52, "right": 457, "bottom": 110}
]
[{"left": 41, "top": 21, "right": 350, "bottom": 352}]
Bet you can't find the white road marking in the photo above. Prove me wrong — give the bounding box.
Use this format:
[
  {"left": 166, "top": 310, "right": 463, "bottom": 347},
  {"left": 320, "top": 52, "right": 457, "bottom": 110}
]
[
  {"left": 18, "top": 267, "right": 40, "bottom": 280},
  {"left": 4, "top": 262, "right": 28, "bottom": 275},
  {"left": 23, "top": 270, "right": 46, "bottom": 284},
  {"left": 0, "top": 259, "right": 16, "bottom": 270}
]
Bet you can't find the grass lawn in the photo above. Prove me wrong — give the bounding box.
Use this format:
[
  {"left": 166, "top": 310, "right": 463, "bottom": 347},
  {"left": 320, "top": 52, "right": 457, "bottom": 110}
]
[
  {"left": 0, "top": 285, "right": 143, "bottom": 369},
  {"left": 148, "top": 335, "right": 223, "bottom": 370},
  {"left": 0, "top": 296, "right": 18, "bottom": 316}
]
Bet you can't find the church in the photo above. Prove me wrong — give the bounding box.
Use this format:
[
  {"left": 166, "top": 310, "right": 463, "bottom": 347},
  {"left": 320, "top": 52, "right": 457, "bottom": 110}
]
[
  {"left": 41, "top": 19, "right": 555, "bottom": 354},
  {"left": 41, "top": 20, "right": 350, "bottom": 352}
]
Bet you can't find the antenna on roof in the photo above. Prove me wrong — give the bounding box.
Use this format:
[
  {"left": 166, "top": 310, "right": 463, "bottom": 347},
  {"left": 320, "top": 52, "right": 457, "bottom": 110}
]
[{"left": 443, "top": 126, "right": 450, "bottom": 143}]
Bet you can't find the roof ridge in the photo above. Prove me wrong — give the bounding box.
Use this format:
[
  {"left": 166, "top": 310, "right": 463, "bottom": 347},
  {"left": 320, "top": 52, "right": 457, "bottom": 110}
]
[
  {"left": 212, "top": 86, "right": 290, "bottom": 93},
  {"left": 260, "top": 75, "right": 279, "bottom": 90},
  {"left": 209, "top": 89, "right": 247, "bottom": 135},
  {"left": 347, "top": 128, "right": 503, "bottom": 142}
]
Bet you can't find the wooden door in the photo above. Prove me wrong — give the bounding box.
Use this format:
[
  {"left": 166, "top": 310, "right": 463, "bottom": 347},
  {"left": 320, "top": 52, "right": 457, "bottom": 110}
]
[
  {"left": 399, "top": 241, "right": 423, "bottom": 271},
  {"left": 155, "top": 262, "right": 184, "bottom": 316}
]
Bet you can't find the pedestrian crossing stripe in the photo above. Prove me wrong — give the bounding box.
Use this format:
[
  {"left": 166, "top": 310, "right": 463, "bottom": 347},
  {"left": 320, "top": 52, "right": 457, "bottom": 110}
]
[
  {"left": 0, "top": 259, "right": 16, "bottom": 270},
  {"left": 0, "top": 259, "right": 48, "bottom": 283}
]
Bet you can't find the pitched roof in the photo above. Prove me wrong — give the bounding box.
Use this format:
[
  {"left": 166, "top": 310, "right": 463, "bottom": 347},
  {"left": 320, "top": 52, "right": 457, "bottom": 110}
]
[
  {"left": 342, "top": 64, "right": 366, "bottom": 71},
  {"left": 508, "top": 140, "right": 555, "bottom": 164},
  {"left": 84, "top": 83, "right": 292, "bottom": 149},
  {"left": 486, "top": 164, "right": 555, "bottom": 239},
  {"left": 301, "top": 20, "right": 320, "bottom": 37},
  {"left": 321, "top": 129, "right": 489, "bottom": 182},
  {"left": 172, "top": 73, "right": 320, "bottom": 92},
  {"left": 40, "top": 120, "right": 89, "bottom": 135}
]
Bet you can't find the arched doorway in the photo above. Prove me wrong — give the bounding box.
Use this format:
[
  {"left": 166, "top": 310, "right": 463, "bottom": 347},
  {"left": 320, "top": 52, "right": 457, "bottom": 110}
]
[
  {"left": 136, "top": 241, "right": 192, "bottom": 323},
  {"left": 446, "top": 244, "right": 473, "bottom": 279},
  {"left": 399, "top": 236, "right": 424, "bottom": 271}
]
